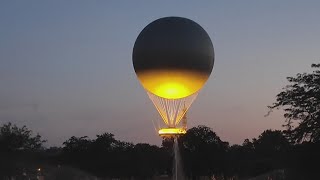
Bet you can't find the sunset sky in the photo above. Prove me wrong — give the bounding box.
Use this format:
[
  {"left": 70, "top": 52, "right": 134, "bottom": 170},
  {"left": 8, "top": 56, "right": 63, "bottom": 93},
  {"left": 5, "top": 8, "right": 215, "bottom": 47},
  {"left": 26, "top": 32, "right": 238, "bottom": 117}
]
[{"left": 1, "top": 1, "right": 320, "bottom": 147}]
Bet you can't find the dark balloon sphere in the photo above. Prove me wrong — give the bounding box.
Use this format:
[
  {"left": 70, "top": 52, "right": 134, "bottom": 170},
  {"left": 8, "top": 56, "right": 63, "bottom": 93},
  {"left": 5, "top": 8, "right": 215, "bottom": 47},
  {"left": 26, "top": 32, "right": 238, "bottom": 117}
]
[{"left": 133, "top": 17, "right": 214, "bottom": 99}]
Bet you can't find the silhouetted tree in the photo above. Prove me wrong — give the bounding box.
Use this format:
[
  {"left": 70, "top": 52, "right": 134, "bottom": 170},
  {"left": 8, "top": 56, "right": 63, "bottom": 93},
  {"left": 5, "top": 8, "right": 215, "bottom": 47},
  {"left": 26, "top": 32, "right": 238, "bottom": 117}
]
[
  {"left": 224, "top": 130, "right": 291, "bottom": 179},
  {"left": 181, "top": 125, "right": 229, "bottom": 178},
  {"left": 61, "top": 133, "right": 171, "bottom": 179},
  {"left": 91, "top": 133, "right": 117, "bottom": 152},
  {"left": 0, "top": 123, "right": 46, "bottom": 178},
  {"left": 253, "top": 129, "right": 291, "bottom": 155},
  {"left": 248, "top": 130, "right": 290, "bottom": 176},
  {"left": 268, "top": 63, "right": 320, "bottom": 143},
  {"left": 242, "top": 138, "right": 254, "bottom": 153},
  {"left": 0, "top": 122, "right": 46, "bottom": 152},
  {"left": 225, "top": 139, "right": 256, "bottom": 178},
  {"left": 62, "top": 136, "right": 91, "bottom": 153}
]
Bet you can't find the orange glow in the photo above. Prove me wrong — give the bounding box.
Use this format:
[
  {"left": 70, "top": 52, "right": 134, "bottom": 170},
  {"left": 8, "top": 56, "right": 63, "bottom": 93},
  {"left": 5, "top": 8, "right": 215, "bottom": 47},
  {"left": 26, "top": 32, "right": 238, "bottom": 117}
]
[
  {"left": 158, "top": 128, "right": 186, "bottom": 136},
  {"left": 136, "top": 69, "right": 209, "bottom": 99}
]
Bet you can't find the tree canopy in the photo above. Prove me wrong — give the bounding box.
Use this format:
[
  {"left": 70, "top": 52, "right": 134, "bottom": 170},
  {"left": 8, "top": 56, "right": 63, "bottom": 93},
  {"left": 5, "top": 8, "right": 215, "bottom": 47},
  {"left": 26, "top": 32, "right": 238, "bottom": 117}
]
[
  {"left": 0, "top": 122, "right": 46, "bottom": 152},
  {"left": 253, "top": 129, "right": 291, "bottom": 155},
  {"left": 177, "top": 126, "right": 229, "bottom": 178},
  {"left": 268, "top": 63, "right": 320, "bottom": 143}
]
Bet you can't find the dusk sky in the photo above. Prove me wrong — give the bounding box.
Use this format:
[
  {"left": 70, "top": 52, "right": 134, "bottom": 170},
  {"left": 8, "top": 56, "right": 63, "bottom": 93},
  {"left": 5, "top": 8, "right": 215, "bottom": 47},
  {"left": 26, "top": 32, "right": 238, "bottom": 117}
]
[{"left": 1, "top": 1, "right": 320, "bottom": 147}]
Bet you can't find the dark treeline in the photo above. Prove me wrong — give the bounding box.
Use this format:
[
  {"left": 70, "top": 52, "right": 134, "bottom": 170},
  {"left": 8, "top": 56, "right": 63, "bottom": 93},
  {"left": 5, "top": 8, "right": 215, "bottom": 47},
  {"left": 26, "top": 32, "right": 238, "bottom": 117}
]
[{"left": 0, "top": 123, "right": 320, "bottom": 180}]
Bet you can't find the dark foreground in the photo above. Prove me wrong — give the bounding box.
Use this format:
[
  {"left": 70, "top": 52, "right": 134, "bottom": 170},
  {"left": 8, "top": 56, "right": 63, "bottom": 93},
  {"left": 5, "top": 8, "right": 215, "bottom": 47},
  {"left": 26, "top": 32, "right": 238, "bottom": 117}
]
[{"left": 1, "top": 124, "right": 320, "bottom": 180}]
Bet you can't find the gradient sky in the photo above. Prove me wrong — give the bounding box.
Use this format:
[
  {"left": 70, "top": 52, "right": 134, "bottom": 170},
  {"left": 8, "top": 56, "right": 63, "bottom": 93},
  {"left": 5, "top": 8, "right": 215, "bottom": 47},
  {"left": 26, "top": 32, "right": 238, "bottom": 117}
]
[{"left": 1, "top": 1, "right": 320, "bottom": 147}]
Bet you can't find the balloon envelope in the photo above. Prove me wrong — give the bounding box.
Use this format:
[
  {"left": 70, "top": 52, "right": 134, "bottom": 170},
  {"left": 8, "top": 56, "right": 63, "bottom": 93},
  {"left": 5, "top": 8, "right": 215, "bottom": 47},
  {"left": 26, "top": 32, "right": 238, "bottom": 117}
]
[{"left": 133, "top": 17, "right": 214, "bottom": 99}]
